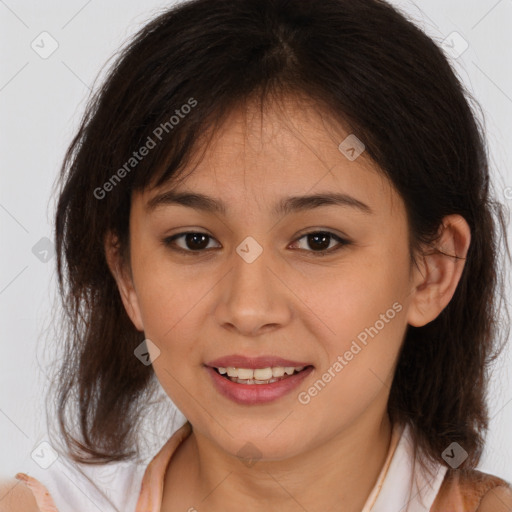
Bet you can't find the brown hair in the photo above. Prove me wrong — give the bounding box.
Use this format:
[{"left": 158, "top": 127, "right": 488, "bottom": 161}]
[{"left": 48, "top": 0, "right": 510, "bottom": 472}]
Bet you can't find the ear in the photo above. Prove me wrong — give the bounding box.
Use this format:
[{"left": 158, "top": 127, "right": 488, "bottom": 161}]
[
  {"left": 407, "top": 214, "right": 471, "bottom": 327},
  {"left": 104, "top": 231, "right": 145, "bottom": 332}
]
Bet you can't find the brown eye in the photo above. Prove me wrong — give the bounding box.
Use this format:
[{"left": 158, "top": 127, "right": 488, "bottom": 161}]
[
  {"left": 306, "top": 232, "right": 332, "bottom": 251},
  {"left": 163, "top": 232, "right": 220, "bottom": 252},
  {"left": 291, "top": 231, "right": 349, "bottom": 254},
  {"left": 163, "top": 230, "right": 350, "bottom": 256},
  {"left": 182, "top": 233, "right": 210, "bottom": 250}
]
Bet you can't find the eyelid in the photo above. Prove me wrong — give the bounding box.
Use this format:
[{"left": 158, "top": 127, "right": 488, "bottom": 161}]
[
  {"left": 163, "top": 229, "right": 351, "bottom": 256},
  {"left": 163, "top": 231, "right": 220, "bottom": 254},
  {"left": 291, "top": 231, "right": 349, "bottom": 253}
]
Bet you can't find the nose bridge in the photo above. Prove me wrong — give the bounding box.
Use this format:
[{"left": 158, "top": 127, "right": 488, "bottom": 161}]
[
  {"left": 233, "top": 234, "right": 270, "bottom": 290},
  {"left": 216, "top": 234, "right": 291, "bottom": 335}
]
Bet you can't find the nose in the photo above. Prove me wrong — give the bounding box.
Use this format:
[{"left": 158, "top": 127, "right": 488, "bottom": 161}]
[{"left": 214, "top": 240, "right": 293, "bottom": 338}]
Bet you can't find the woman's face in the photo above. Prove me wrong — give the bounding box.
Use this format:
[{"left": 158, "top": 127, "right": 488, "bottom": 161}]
[{"left": 121, "top": 97, "right": 420, "bottom": 460}]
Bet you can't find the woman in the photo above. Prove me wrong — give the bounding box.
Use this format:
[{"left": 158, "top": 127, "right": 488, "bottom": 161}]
[{"left": 2, "top": 0, "right": 511, "bottom": 510}]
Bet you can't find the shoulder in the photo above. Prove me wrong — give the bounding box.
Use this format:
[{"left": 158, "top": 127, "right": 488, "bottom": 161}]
[
  {"left": 0, "top": 478, "right": 40, "bottom": 512},
  {"left": 432, "top": 468, "right": 512, "bottom": 512},
  {"left": 477, "top": 483, "right": 512, "bottom": 511}
]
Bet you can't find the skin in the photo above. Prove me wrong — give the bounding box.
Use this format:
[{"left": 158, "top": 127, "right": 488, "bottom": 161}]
[
  {"left": 0, "top": 480, "right": 39, "bottom": 512},
  {"left": 105, "top": 95, "right": 471, "bottom": 512}
]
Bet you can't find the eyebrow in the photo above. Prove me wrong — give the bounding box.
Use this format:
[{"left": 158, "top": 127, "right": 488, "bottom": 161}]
[{"left": 145, "top": 190, "right": 374, "bottom": 216}]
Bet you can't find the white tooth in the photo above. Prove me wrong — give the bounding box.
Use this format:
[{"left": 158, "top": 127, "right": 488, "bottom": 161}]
[
  {"left": 229, "top": 375, "right": 285, "bottom": 385},
  {"left": 295, "top": 366, "right": 304, "bottom": 372},
  {"left": 226, "top": 367, "right": 237, "bottom": 377},
  {"left": 253, "top": 367, "right": 273, "bottom": 380},
  {"left": 272, "top": 366, "right": 285, "bottom": 377},
  {"left": 284, "top": 367, "right": 295, "bottom": 375},
  {"left": 237, "top": 368, "right": 254, "bottom": 380},
  {"left": 217, "top": 367, "right": 227, "bottom": 374}
]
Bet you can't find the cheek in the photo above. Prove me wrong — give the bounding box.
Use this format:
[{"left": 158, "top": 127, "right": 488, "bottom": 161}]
[
  {"left": 311, "top": 252, "right": 408, "bottom": 386},
  {"left": 315, "top": 255, "right": 404, "bottom": 331},
  {"left": 133, "top": 262, "right": 206, "bottom": 407},
  {"left": 299, "top": 289, "right": 405, "bottom": 429},
  {"left": 132, "top": 247, "right": 208, "bottom": 339}
]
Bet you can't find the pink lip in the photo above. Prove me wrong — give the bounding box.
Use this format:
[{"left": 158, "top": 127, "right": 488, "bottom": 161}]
[
  {"left": 205, "top": 365, "right": 314, "bottom": 405},
  {"left": 205, "top": 354, "right": 312, "bottom": 369}
]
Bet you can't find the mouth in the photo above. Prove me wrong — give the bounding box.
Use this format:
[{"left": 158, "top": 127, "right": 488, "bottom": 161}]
[
  {"left": 204, "top": 361, "right": 314, "bottom": 405},
  {"left": 212, "top": 365, "right": 312, "bottom": 385}
]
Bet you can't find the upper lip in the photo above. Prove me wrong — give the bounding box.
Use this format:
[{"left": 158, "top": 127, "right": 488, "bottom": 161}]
[{"left": 205, "top": 355, "right": 313, "bottom": 369}]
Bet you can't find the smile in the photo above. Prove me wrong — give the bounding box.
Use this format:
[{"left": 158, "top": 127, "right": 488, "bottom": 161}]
[
  {"left": 205, "top": 364, "right": 314, "bottom": 404},
  {"left": 214, "top": 365, "right": 307, "bottom": 384}
]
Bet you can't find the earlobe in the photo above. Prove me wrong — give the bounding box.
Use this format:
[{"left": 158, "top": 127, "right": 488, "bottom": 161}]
[
  {"left": 407, "top": 214, "right": 471, "bottom": 328},
  {"left": 104, "top": 231, "right": 145, "bottom": 332}
]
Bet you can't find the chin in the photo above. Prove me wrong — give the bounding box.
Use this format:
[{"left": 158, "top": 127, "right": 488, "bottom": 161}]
[{"left": 212, "top": 423, "right": 306, "bottom": 462}]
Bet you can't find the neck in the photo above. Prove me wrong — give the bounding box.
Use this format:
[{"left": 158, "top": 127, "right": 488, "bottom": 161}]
[{"left": 164, "top": 409, "right": 394, "bottom": 512}]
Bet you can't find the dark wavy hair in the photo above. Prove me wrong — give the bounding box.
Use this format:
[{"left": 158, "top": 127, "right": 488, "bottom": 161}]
[{"left": 48, "top": 0, "right": 510, "bottom": 474}]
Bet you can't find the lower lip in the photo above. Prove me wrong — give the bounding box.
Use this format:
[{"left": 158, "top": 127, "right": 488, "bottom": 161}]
[{"left": 205, "top": 366, "right": 314, "bottom": 405}]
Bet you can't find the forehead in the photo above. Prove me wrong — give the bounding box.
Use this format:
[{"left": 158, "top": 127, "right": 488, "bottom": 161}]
[{"left": 136, "top": 96, "right": 401, "bottom": 217}]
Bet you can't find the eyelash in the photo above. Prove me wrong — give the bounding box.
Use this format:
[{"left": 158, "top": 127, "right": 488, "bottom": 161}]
[{"left": 162, "top": 230, "right": 350, "bottom": 256}]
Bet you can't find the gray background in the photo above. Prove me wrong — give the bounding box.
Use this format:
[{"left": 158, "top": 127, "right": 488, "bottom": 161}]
[{"left": 1, "top": 0, "right": 511, "bottom": 483}]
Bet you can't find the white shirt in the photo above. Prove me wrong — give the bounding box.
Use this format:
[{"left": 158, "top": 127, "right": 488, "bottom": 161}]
[{"left": 17, "top": 421, "right": 447, "bottom": 512}]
